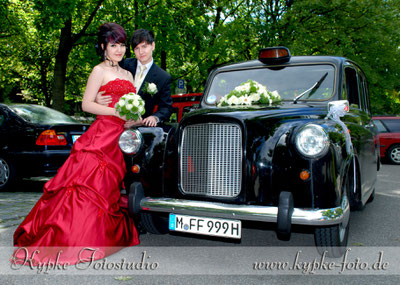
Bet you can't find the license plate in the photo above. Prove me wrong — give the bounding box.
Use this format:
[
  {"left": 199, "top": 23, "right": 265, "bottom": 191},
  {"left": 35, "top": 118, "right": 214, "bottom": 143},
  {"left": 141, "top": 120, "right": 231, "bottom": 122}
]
[
  {"left": 169, "top": 214, "right": 241, "bottom": 239},
  {"left": 72, "top": 135, "right": 80, "bottom": 143}
]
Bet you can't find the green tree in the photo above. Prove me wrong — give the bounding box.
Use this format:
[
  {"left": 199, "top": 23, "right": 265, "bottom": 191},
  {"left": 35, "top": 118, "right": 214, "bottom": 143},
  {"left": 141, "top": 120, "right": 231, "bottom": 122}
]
[
  {"left": 31, "top": 0, "right": 105, "bottom": 111},
  {"left": 0, "top": 0, "right": 30, "bottom": 103},
  {"left": 280, "top": 0, "right": 400, "bottom": 114},
  {"left": 1, "top": 0, "right": 400, "bottom": 115}
]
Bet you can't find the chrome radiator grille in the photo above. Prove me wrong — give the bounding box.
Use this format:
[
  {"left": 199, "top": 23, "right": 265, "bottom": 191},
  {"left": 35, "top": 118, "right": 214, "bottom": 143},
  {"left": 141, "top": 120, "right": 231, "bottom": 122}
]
[{"left": 180, "top": 123, "right": 242, "bottom": 197}]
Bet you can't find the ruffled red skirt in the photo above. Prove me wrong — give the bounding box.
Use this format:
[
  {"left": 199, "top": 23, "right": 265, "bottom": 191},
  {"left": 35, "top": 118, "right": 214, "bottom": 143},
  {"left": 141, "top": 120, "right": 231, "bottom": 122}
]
[{"left": 12, "top": 116, "right": 139, "bottom": 266}]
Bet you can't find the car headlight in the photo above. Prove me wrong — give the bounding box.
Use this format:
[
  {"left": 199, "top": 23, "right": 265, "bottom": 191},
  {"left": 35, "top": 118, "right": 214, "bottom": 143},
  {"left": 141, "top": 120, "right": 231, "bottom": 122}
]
[
  {"left": 119, "top": 129, "right": 143, "bottom": 155},
  {"left": 295, "top": 124, "right": 329, "bottom": 157}
]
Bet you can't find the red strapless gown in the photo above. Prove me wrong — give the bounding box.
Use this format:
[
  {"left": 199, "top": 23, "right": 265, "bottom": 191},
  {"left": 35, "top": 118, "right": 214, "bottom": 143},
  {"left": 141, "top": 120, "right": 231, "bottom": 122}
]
[{"left": 12, "top": 79, "right": 139, "bottom": 266}]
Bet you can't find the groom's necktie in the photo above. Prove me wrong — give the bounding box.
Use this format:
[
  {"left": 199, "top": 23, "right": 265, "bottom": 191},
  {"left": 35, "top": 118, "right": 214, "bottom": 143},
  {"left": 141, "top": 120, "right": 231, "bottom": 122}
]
[{"left": 135, "top": 65, "right": 147, "bottom": 92}]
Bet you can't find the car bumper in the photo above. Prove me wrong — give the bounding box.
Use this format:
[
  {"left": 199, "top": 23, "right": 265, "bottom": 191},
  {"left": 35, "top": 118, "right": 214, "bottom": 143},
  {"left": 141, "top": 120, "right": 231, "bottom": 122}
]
[
  {"left": 10, "top": 150, "right": 71, "bottom": 175},
  {"left": 137, "top": 194, "right": 349, "bottom": 226}
]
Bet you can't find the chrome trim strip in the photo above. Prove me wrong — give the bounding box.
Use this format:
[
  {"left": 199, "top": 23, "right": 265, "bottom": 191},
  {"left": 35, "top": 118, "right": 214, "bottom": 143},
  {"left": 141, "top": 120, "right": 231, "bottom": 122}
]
[{"left": 140, "top": 195, "right": 349, "bottom": 226}]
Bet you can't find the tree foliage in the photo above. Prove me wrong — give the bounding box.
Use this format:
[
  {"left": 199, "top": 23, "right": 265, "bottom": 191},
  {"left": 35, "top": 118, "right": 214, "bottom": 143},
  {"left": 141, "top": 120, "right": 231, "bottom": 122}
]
[
  {"left": 1, "top": 0, "right": 399, "bottom": 115},
  {"left": 282, "top": 0, "right": 400, "bottom": 114}
]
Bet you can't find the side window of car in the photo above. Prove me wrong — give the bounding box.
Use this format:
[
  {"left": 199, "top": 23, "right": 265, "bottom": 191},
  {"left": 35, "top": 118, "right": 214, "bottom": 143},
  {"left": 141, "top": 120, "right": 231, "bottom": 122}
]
[
  {"left": 383, "top": 119, "right": 400, "bottom": 132},
  {"left": 344, "top": 66, "right": 361, "bottom": 109},
  {"left": 373, "top": 120, "right": 388, "bottom": 133},
  {"left": 357, "top": 70, "right": 371, "bottom": 114}
]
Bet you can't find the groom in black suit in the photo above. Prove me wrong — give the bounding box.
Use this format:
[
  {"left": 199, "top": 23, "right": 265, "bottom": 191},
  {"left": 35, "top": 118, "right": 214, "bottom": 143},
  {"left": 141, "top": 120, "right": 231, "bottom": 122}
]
[
  {"left": 121, "top": 29, "right": 173, "bottom": 127},
  {"left": 97, "top": 29, "right": 173, "bottom": 127}
]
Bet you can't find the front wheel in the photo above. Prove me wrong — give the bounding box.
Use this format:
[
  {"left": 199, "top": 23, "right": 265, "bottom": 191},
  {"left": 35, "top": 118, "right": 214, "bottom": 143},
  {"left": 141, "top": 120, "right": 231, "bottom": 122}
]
[
  {"left": 314, "top": 196, "right": 350, "bottom": 258},
  {"left": 387, "top": 144, "right": 400, "bottom": 165},
  {"left": 367, "top": 188, "right": 375, "bottom": 203},
  {"left": 314, "top": 221, "right": 349, "bottom": 258},
  {"left": 0, "top": 157, "right": 15, "bottom": 191}
]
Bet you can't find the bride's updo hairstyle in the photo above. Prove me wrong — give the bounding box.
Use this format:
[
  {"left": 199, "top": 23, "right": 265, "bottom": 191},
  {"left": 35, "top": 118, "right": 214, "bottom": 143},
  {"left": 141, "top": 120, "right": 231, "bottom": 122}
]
[{"left": 96, "top": 22, "right": 127, "bottom": 60}]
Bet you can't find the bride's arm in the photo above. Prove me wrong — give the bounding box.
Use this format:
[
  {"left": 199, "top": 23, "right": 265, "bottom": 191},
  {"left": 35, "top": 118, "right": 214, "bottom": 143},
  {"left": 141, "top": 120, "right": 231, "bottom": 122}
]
[{"left": 82, "top": 66, "right": 119, "bottom": 117}]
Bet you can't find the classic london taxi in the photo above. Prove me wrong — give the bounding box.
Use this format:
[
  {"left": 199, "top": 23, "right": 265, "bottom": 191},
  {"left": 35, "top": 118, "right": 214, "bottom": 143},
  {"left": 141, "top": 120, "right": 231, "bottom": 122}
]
[{"left": 118, "top": 47, "right": 379, "bottom": 257}]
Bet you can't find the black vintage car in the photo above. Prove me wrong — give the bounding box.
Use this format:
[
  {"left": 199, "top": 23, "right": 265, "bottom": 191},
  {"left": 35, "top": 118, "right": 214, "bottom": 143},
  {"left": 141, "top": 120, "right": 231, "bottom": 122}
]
[
  {"left": 118, "top": 47, "right": 379, "bottom": 257},
  {"left": 0, "top": 104, "right": 90, "bottom": 190}
]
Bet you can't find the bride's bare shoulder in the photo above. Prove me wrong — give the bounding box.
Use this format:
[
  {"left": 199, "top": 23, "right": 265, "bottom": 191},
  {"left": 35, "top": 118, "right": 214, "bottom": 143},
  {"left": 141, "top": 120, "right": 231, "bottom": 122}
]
[{"left": 93, "top": 63, "right": 106, "bottom": 71}]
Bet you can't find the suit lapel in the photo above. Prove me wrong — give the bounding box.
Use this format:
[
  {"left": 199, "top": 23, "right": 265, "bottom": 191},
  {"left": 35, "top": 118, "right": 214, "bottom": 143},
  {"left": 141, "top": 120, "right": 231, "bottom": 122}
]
[
  {"left": 144, "top": 64, "right": 158, "bottom": 84},
  {"left": 131, "top": 59, "right": 138, "bottom": 77}
]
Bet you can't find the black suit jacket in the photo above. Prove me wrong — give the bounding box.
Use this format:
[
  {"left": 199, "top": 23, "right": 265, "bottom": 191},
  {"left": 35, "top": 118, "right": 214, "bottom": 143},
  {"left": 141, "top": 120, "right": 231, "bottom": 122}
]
[{"left": 120, "top": 58, "right": 173, "bottom": 122}]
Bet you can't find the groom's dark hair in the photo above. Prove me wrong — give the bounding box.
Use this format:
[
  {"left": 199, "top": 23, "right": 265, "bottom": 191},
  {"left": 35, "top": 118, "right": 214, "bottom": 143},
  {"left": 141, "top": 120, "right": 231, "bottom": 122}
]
[{"left": 131, "top": 29, "right": 155, "bottom": 49}]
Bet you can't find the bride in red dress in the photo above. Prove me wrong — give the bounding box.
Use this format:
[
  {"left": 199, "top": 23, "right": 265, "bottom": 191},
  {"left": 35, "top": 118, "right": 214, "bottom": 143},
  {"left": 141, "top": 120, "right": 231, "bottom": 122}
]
[{"left": 11, "top": 23, "right": 140, "bottom": 266}]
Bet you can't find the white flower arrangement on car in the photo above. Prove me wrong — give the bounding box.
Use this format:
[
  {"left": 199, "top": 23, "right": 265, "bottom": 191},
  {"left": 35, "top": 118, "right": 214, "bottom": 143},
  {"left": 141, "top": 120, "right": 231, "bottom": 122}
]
[
  {"left": 142, "top": 82, "right": 158, "bottom": 96},
  {"left": 217, "top": 80, "right": 281, "bottom": 107},
  {"left": 115, "top": 92, "right": 145, "bottom": 121}
]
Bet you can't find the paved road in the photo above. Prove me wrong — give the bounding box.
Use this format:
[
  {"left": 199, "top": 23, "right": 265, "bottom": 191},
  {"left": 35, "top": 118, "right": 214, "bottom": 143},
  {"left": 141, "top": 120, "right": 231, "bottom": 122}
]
[
  {"left": 0, "top": 180, "right": 44, "bottom": 233},
  {"left": 0, "top": 164, "right": 399, "bottom": 284}
]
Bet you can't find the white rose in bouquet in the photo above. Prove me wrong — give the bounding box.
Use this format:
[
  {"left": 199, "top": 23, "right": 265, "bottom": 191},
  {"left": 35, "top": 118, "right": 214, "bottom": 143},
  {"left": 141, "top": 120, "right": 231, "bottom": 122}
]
[{"left": 115, "top": 92, "right": 145, "bottom": 121}]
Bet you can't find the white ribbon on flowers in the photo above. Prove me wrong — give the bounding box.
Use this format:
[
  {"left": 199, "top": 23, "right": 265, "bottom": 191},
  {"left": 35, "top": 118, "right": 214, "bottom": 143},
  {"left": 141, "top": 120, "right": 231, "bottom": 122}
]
[{"left": 325, "top": 100, "right": 354, "bottom": 156}]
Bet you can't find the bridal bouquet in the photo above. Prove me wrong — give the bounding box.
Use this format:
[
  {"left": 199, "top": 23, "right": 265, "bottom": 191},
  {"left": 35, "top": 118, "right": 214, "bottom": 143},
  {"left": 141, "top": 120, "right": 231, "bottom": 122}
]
[
  {"left": 217, "top": 80, "right": 281, "bottom": 107},
  {"left": 115, "top": 92, "right": 145, "bottom": 121}
]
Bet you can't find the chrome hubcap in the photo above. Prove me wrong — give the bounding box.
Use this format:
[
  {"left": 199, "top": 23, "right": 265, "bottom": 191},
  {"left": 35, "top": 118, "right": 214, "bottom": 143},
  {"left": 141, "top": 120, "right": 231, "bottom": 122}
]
[{"left": 390, "top": 147, "right": 400, "bottom": 163}]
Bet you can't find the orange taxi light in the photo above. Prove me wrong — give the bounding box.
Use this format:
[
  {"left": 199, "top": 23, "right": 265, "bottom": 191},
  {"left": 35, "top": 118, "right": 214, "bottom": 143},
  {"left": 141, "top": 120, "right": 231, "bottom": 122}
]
[
  {"left": 259, "top": 47, "right": 291, "bottom": 64},
  {"left": 36, "top": 130, "right": 67, "bottom": 146},
  {"left": 260, "top": 49, "right": 288, "bottom": 59}
]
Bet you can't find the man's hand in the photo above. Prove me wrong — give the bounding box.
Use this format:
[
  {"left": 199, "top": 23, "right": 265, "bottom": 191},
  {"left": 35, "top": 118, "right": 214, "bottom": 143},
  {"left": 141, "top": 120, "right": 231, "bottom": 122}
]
[
  {"left": 143, "top": 116, "right": 158, "bottom": 127},
  {"left": 96, "top": 91, "right": 112, "bottom": 106}
]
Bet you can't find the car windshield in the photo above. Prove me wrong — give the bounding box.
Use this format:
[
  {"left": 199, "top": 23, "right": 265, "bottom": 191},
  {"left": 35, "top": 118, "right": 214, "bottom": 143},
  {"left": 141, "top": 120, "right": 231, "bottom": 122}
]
[
  {"left": 9, "top": 104, "right": 78, "bottom": 124},
  {"left": 204, "top": 64, "right": 336, "bottom": 106}
]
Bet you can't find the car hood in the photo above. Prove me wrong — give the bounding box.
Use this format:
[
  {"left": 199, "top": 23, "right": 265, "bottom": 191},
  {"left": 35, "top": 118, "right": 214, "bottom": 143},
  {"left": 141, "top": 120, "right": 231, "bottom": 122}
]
[{"left": 181, "top": 103, "right": 329, "bottom": 123}]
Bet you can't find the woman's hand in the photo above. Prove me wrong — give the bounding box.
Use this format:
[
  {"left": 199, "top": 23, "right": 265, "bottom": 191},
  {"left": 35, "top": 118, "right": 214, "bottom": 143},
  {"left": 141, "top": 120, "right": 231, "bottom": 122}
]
[
  {"left": 124, "top": 119, "right": 143, "bottom": 128},
  {"left": 96, "top": 91, "right": 112, "bottom": 106}
]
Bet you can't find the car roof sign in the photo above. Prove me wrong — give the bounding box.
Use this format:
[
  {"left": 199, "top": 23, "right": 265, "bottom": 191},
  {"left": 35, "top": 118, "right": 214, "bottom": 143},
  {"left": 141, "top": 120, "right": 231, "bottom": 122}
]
[{"left": 259, "top": 47, "right": 291, "bottom": 64}]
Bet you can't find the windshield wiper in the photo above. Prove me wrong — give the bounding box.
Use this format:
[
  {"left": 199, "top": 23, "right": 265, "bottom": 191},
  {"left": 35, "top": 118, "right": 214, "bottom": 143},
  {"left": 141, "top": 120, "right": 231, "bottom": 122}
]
[{"left": 293, "top": 72, "right": 328, "bottom": 104}]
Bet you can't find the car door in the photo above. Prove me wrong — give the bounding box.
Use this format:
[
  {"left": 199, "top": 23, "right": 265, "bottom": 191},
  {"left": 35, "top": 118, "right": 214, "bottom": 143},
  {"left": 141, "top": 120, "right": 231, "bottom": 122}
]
[{"left": 343, "top": 63, "right": 377, "bottom": 201}]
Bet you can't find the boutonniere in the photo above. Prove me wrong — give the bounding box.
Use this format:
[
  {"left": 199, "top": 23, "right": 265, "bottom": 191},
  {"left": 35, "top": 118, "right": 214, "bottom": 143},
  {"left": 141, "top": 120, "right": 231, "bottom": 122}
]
[{"left": 142, "top": 82, "right": 158, "bottom": 96}]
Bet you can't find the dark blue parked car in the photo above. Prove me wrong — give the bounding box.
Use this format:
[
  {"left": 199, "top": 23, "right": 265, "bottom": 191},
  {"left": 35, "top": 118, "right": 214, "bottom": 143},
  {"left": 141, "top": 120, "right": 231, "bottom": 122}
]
[{"left": 0, "top": 104, "right": 89, "bottom": 190}]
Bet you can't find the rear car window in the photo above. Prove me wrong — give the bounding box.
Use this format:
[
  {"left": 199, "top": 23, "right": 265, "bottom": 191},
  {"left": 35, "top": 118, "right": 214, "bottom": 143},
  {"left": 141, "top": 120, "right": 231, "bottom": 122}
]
[{"left": 9, "top": 105, "right": 78, "bottom": 124}]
